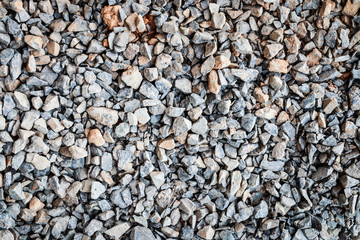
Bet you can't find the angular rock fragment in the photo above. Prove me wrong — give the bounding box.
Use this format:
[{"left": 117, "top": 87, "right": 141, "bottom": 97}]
[{"left": 87, "top": 107, "right": 119, "bottom": 126}]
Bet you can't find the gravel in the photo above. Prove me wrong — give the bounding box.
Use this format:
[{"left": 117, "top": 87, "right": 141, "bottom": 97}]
[{"left": 1, "top": 0, "right": 360, "bottom": 239}]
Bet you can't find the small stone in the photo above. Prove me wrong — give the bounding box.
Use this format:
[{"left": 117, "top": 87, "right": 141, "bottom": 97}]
[
  {"left": 262, "top": 219, "right": 279, "bottom": 230},
  {"left": 229, "top": 171, "right": 242, "bottom": 196},
  {"left": 264, "top": 44, "right": 283, "bottom": 59},
  {"left": 208, "top": 70, "right": 221, "bottom": 94},
  {"left": 144, "top": 68, "right": 158, "bottom": 81},
  {"left": 201, "top": 56, "right": 215, "bottom": 76},
  {"left": 197, "top": 226, "right": 215, "bottom": 240},
  {"left": 134, "top": 108, "right": 150, "bottom": 125},
  {"left": 121, "top": 66, "right": 143, "bottom": 89},
  {"left": 343, "top": 0, "right": 360, "bottom": 16},
  {"left": 254, "top": 200, "right": 269, "bottom": 218},
  {"left": 232, "top": 68, "right": 259, "bottom": 82},
  {"left": 150, "top": 171, "right": 165, "bottom": 189},
  {"left": 42, "top": 94, "right": 60, "bottom": 111},
  {"left": 191, "top": 117, "right": 208, "bottom": 135},
  {"left": 87, "top": 39, "right": 106, "bottom": 53},
  {"left": 47, "top": 40, "right": 60, "bottom": 56},
  {"left": 87, "top": 107, "right": 119, "bottom": 127},
  {"left": 29, "top": 197, "right": 45, "bottom": 212},
  {"left": 175, "top": 78, "right": 192, "bottom": 94},
  {"left": 269, "top": 76, "right": 283, "bottom": 90},
  {"left": 28, "top": 154, "right": 50, "bottom": 170},
  {"left": 278, "top": 6, "right": 290, "bottom": 23},
  {"left": 130, "top": 226, "right": 156, "bottom": 240},
  {"left": 84, "top": 219, "right": 103, "bottom": 236},
  {"left": 24, "top": 35, "right": 43, "bottom": 50},
  {"left": 67, "top": 18, "right": 90, "bottom": 32},
  {"left": 322, "top": 97, "right": 338, "bottom": 114},
  {"left": 284, "top": 35, "right": 301, "bottom": 54},
  {"left": 68, "top": 145, "right": 88, "bottom": 160},
  {"left": 105, "top": 222, "right": 131, "bottom": 239},
  {"left": 232, "top": 39, "right": 252, "bottom": 54},
  {"left": 101, "top": 5, "right": 123, "bottom": 30},
  {"left": 158, "top": 138, "right": 175, "bottom": 150},
  {"left": 213, "top": 55, "right": 231, "bottom": 70},
  {"left": 256, "top": 107, "right": 278, "bottom": 120},
  {"left": 193, "top": 32, "right": 214, "bottom": 44},
  {"left": 272, "top": 142, "right": 286, "bottom": 159},
  {"left": 307, "top": 48, "right": 322, "bottom": 66},
  {"left": 241, "top": 113, "right": 256, "bottom": 132},
  {"left": 349, "top": 86, "right": 360, "bottom": 111},
  {"left": 9, "top": 183, "right": 26, "bottom": 200},
  {"left": 268, "top": 59, "right": 288, "bottom": 73},
  {"left": 260, "top": 159, "right": 285, "bottom": 171},
  {"left": 101, "top": 152, "right": 113, "bottom": 171},
  {"left": 311, "top": 166, "right": 333, "bottom": 181},
  {"left": 91, "top": 181, "right": 106, "bottom": 199},
  {"left": 0, "top": 155, "right": 5, "bottom": 171},
  {"left": 10, "top": 52, "right": 22, "bottom": 81},
  {"left": 27, "top": 55, "right": 36, "bottom": 73},
  {"left": 115, "top": 122, "right": 130, "bottom": 137},
  {"left": 211, "top": 12, "right": 226, "bottom": 29},
  {"left": 13, "top": 91, "right": 30, "bottom": 111},
  {"left": 47, "top": 118, "right": 65, "bottom": 132},
  {"left": 155, "top": 53, "right": 172, "bottom": 70},
  {"left": 340, "top": 175, "right": 359, "bottom": 188},
  {"left": 319, "top": 0, "right": 335, "bottom": 17},
  {"left": 88, "top": 129, "right": 105, "bottom": 146},
  {"left": 173, "top": 117, "right": 192, "bottom": 137},
  {"left": 139, "top": 81, "right": 159, "bottom": 99}
]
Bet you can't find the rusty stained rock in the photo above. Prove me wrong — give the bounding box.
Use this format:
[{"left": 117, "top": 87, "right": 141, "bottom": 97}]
[{"left": 101, "top": 5, "right": 123, "bottom": 30}]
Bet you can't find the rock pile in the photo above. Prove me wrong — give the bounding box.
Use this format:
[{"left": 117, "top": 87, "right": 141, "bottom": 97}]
[{"left": 0, "top": 0, "right": 360, "bottom": 239}]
